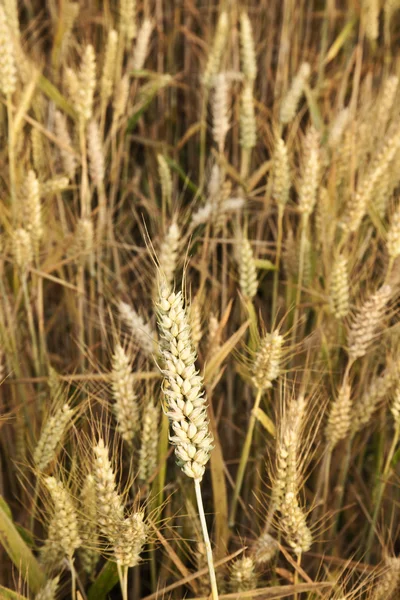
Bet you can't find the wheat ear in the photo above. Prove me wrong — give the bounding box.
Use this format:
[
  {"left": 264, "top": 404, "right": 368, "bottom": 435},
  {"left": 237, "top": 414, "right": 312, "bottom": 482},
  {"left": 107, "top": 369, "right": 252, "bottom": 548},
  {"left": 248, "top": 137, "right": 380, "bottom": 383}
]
[{"left": 156, "top": 283, "right": 218, "bottom": 600}]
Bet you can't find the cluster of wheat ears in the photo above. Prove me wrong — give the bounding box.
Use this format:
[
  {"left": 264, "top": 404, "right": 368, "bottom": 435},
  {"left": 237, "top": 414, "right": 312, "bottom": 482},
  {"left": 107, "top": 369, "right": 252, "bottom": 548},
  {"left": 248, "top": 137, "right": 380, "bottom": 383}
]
[{"left": 1, "top": 0, "right": 400, "bottom": 599}]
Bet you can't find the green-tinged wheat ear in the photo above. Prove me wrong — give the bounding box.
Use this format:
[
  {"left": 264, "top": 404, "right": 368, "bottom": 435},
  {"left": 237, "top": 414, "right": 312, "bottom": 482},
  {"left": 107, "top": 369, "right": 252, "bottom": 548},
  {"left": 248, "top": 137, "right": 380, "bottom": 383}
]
[
  {"left": 352, "top": 360, "right": 400, "bottom": 433},
  {"left": 240, "top": 11, "right": 257, "bottom": 83},
  {"left": 118, "top": 300, "right": 156, "bottom": 357},
  {"left": 252, "top": 532, "right": 279, "bottom": 565},
  {"left": 279, "top": 62, "right": 310, "bottom": 125},
  {"left": 43, "top": 476, "right": 82, "bottom": 559},
  {"left": 252, "top": 330, "right": 283, "bottom": 391},
  {"left": 240, "top": 81, "right": 256, "bottom": 150},
  {"left": 347, "top": 285, "right": 392, "bottom": 361},
  {"left": 138, "top": 400, "right": 160, "bottom": 482},
  {"left": 34, "top": 575, "right": 60, "bottom": 600},
  {"left": 13, "top": 228, "right": 32, "bottom": 272},
  {"left": 330, "top": 254, "right": 350, "bottom": 319},
  {"left": 325, "top": 383, "right": 352, "bottom": 449},
  {"left": 78, "top": 474, "right": 99, "bottom": 576},
  {"left": 88, "top": 120, "right": 104, "bottom": 187},
  {"left": 156, "top": 284, "right": 214, "bottom": 479},
  {"left": 298, "top": 127, "right": 320, "bottom": 217},
  {"left": 212, "top": 73, "right": 230, "bottom": 153},
  {"left": 119, "top": 0, "right": 137, "bottom": 45},
  {"left": 202, "top": 11, "right": 229, "bottom": 88},
  {"left": 113, "top": 511, "right": 148, "bottom": 567},
  {"left": 229, "top": 556, "right": 257, "bottom": 592},
  {"left": 92, "top": 438, "right": 124, "bottom": 540},
  {"left": 0, "top": 4, "right": 17, "bottom": 95},
  {"left": 158, "top": 221, "right": 180, "bottom": 288},
  {"left": 371, "top": 557, "right": 400, "bottom": 600},
  {"left": 132, "top": 19, "right": 153, "bottom": 71},
  {"left": 271, "top": 137, "right": 291, "bottom": 207},
  {"left": 111, "top": 343, "right": 140, "bottom": 445},
  {"left": 239, "top": 237, "right": 258, "bottom": 300},
  {"left": 34, "top": 403, "right": 73, "bottom": 471},
  {"left": 101, "top": 29, "right": 118, "bottom": 104}
]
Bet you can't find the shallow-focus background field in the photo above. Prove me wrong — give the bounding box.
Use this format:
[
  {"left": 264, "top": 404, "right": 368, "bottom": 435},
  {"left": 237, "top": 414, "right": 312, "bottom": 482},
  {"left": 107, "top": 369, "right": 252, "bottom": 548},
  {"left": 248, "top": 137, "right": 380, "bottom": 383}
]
[{"left": 1, "top": 0, "right": 400, "bottom": 598}]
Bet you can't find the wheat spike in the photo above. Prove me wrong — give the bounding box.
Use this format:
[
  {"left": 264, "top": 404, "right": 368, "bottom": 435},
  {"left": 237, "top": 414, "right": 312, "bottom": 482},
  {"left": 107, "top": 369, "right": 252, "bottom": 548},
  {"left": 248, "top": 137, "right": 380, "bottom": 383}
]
[
  {"left": 76, "top": 45, "right": 96, "bottom": 122},
  {"left": 78, "top": 474, "right": 99, "bottom": 575},
  {"left": 88, "top": 120, "right": 104, "bottom": 188},
  {"left": 252, "top": 330, "right": 283, "bottom": 391},
  {"left": 387, "top": 203, "right": 400, "bottom": 260},
  {"left": 0, "top": 4, "right": 16, "bottom": 95},
  {"left": 298, "top": 127, "right": 320, "bottom": 217},
  {"left": 156, "top": 284, "right": 214, "bottom": 479},
  {"left": 93, "top": 438, "right": 124, "bottom": 540},
  {"left": 111, "top": 343, "right": 140, "bottom": 445},
  {"left": 23, "top": 169, "right": 43, "bottom": 252},
  {"left": 240, "top": 11, "right": 257, "bottom": 83},
  {"left": 252, "top": 532, "right": 279, "bottom": 565},
  {"left": 118, "top": 300, "right": 156, "bottom": 356},
  {"left": 138, "top": 400, "right": 160, "bottom": 482},
  {"left": 239, "top": 237, "right": 258, "bottom": 299},
  {"left": 348, "top": 285, "right": 392, "bottom": 361},
  {"left": 371, "top": 557, "right": 400, "bottom": 600},
  {"left": 35, "top": 576, "right": 60, "bottom": 600},
  {"left": 54, "top": 111, "right": 76, "bottom": 178},
  {"left": 158, "top": 221, "right": 180, "bottom": 288},
  {"left": 240, "top": 82, "right": 256, "bottom": 149},
  {"left": 119, "top": 0, "right": 137, "bottom": 44},
  {"left": 157, "top": 154, "right": 172, "bottom": 207},
  {"left": 44, "top": 476, "right": 82, "bottom": 558},
  {"left": 272, "top": 137, "right": 291, "bottom": 207},
  {"left": 230, "top": 556, "right": 257, "bottom": 592},
  {"left": 113, "top": 511, "right": 148, "bottom": 567},
  {"left": 212, "top": 73, "right": 230, "bottom": 153},
  {"left": 34, "top": 403, "right": 73, "bottom": 471},
  {"left": 202, "top": 11, "right": 229, "bottom": 87},
  {"left": 325, "top": 383, "right": 352, "bottom": 449},
  {"left": 280, "top": 62, "right": 310, "bottom": 125},
  {"left": 132, "top": 19, "right": 153, "bottom": 71},
  {"left": 101, "top": 29, "right": 118, "bottom": 103}
]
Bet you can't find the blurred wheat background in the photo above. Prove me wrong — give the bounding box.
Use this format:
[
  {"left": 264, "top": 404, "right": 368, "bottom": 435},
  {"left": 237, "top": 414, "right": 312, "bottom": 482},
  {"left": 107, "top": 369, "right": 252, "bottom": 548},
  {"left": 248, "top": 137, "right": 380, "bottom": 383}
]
[{"left": 1, "top": 0, "right": 400, "bottom": 598}]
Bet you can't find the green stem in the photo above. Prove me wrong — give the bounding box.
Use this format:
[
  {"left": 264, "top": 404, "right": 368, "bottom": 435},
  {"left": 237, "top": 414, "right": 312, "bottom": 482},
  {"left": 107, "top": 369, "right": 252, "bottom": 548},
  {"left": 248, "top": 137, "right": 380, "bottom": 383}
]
[
  {"left": 271, "top": 205, "right": 284, "bottom": 320},
  {"left": 229, "top": 388, "right": 263, "bottom": 527},
  {"left": 194, "top": 478, "right": 219, "bottom": 600}
]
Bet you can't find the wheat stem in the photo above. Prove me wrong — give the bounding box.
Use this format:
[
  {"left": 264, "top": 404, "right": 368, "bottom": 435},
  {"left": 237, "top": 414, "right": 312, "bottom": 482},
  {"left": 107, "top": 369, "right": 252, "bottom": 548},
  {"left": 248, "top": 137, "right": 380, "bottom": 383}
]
[
  {"left": 194, "top": 478, "right": 219, "bottom": 600},
  {"left": 7, "top": 93, "right": 16, "bottom": 224},
  {"left": 229, "top": 387, "right": 262, "bottom": 527}
]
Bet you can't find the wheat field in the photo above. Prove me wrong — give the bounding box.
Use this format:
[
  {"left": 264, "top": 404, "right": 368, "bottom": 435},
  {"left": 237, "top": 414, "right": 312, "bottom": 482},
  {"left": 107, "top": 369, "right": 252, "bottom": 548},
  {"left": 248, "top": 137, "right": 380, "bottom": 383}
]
[{"left": 1, "top": 0, "right": 400, "bottom": 598}]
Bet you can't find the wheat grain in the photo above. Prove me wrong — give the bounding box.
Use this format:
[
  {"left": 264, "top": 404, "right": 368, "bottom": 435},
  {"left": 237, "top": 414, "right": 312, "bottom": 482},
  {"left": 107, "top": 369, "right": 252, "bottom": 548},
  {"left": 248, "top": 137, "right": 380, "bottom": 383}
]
[{"left": 111, "top": 343, "right": 140, "bottom": 445}]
